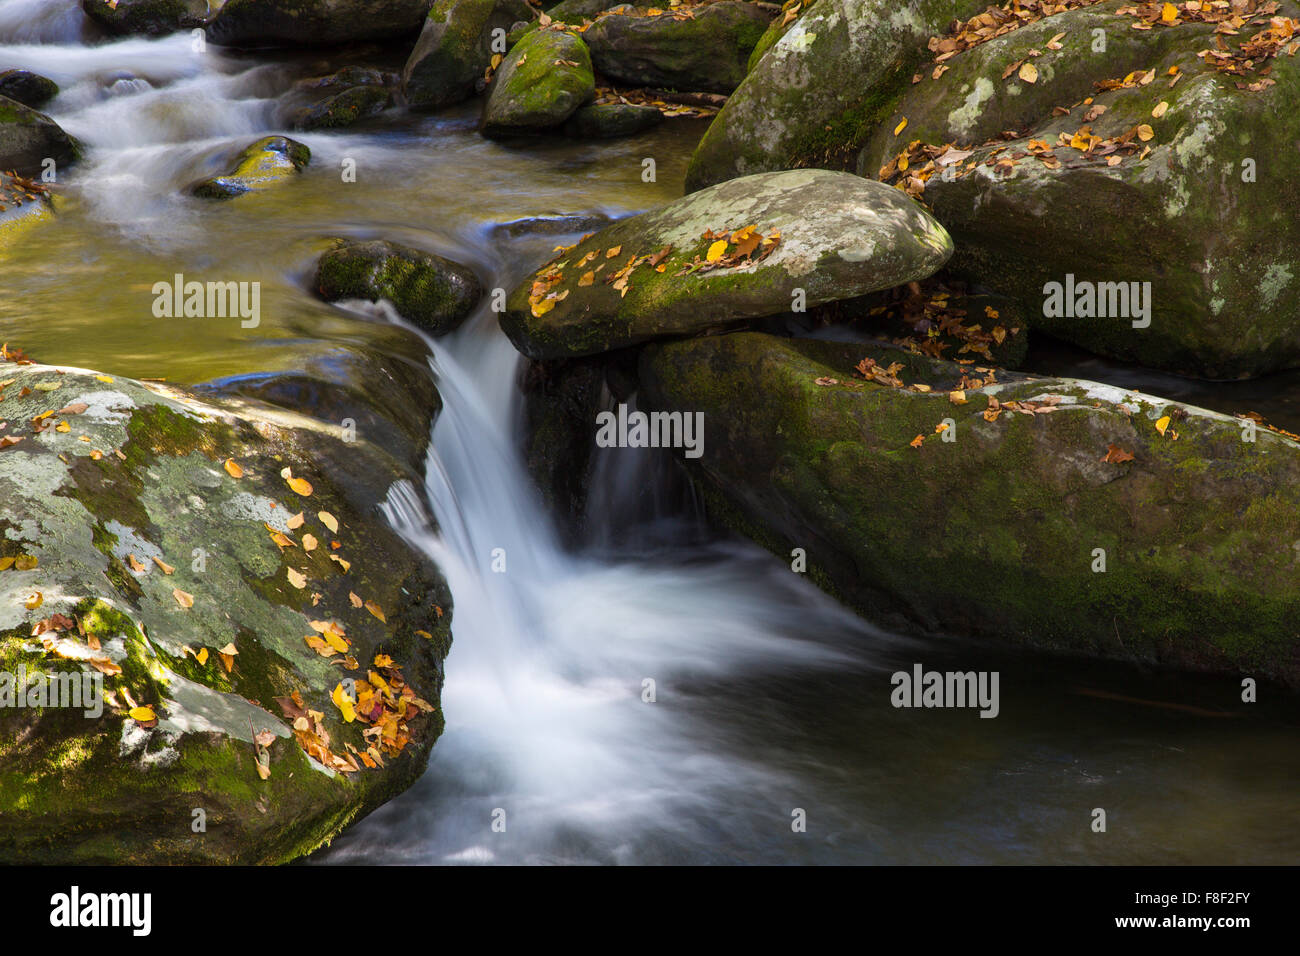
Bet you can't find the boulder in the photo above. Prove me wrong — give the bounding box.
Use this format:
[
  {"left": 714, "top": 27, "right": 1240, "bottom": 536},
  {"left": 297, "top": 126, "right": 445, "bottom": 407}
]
[
  {"left": 208, "top": 0, "right": 431, "bottom": 47},
  {"left": 315, "top": 238, "right": 482, "bottom": 335},
  {"left": 745, "top": 0, "right": 814, "bottom": 73},
  {"left": 585, "top": 2, "right": 772, "bottom": 94},
  {"left": 684, "top": 0, "right": 987, "bottom": 191},
  {"left": 402, "top": 0, "right": 538, "bottom": 111},
  {"left": 0, "top": 70, "right": 59, "bottom": 109},
  {"left": 0, "top": 360, "right": 451, "bottom": 863},
  {"left": 81, "top": 0, "right": 210, "bottom": 36},
  {"left": 480, "top": 27, "right": 595, "bottom": 136},
  {"left": 0, "top": 95, "right": 81, "bottom": 179},
  {"left": 292, "top": 85, "right": 393, "bottom": 130},
  {"left": 191, "top": 135, "right": 310, "bottom": 200},
  {"left": 639, "top": 331, "right": 1300, "bottom": 685},
  {"left": 860, "top": 0, "right": 1300, "bottom": 379},
  {"left": 562, "top": 102, "right": 662, "bottom": 138},
  {"left": 501, "top": 169, "right": 952, "bottom": 359}
]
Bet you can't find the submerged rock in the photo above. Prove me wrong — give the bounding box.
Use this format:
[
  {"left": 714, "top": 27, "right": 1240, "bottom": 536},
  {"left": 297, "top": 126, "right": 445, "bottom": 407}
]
[
  {"left": 402, "top": 0, "right": 538, "bottom": 111},
  {"left": 639, "top": 331, "right": 1300, "bottom": 685},
  {"left": 0, "top": 361, "right": 451, "bottom": 864},
  {"left": 191, "top": 135, "right": 310, "bottom": 200},
  {"left": 0, "top": 70, "right": 59, "bottom": 109},
  {"left": 501, "top": 169, "right": 952, "bottom": 359},
  {"left": 684, "top": 0, "right": 986, "bottom": 191},
  {"left": 562, "top": 102, "right": 662, "bottom": 139},
  {"left": 861, "top": 0, "right": 1300, "bottom": 379},
  {"left": 82, "top": 0, "right": 209, "bottom": 36},
  {"left": 584, "top": 2, "right": 772, "bottom": 94},
  {"left": 0, "top": 94, "right": 81, "bottom": 179},
  {"left": 481, "top": 27, "right": 595, "bottom": 136},
  {"left": 208, "top": 0, "right": 430, "bottom": 47},
  {"left": 315, "top": 238, "right": 483, "bottom": 335}
]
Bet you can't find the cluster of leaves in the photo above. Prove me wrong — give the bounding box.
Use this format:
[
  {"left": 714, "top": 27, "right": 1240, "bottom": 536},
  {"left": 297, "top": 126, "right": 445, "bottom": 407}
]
[
  {"left": 924, "top": 0, "right": 1104, "bottom": 75},
  {"left": 0, "top": 171, "right": 48, "bottom": 213},
  {"left": 592, "top": 85, "right": 720, "bottom": 117},
  {"left": 864, "top": 282, "right": 1019, "bottom": 362},
  {"left": 675, "top": 225, "right": 781, "bottom": 276}
]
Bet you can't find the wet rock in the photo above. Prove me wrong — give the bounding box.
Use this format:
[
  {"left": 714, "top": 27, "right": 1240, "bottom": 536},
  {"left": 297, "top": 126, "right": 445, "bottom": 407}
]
[
  {"left": 502, "top": 169, "right": 952, "bottom": 359},
  {"left": 488, "top": 212, "right": 615, "bottom": 241},
  {"left": 858, "top": 0, "right": 1300, "bottom": 379},
  {"left": 562, "top": 102, "right": 662, "bottom": 139},
  {"left": 684, "top": 0, "right": 986, "bottom": 191},
  {"left": 481, "top": 27, "right": 595, "bottom": 136},
  {"left": 584, "top": 2, "right": 772, "bottom": 94},
  {"left": 402, "top": 0, "right": 538, "bottom": 111},
  {"left": 0, "top": 95, "right": 81, "bottom": 179},
  {"left": 315, "top": 238, "right": 482, "bottom": 336},
  {"left": 208, "top": 0, "right": 431, "bottom": 47},
  {"left": 745, "top": 0, "right": 815, "bottom": 74},
  {"left": 191, "top": 135, "right": 310, "bottom": 200},
  {"left": 0, "top": 70, "right": 59, "bottom": 109},
  {"left": 292, "top": 85, "right": 393, "bottom": 130},
  {"left": 82, "top": 0, "right": 209, "bottom": 36},
  {"left": 0, "top": 361, "right": 451, "bottom": 864},
  {"left": 640, "top": 330, "right": 1300, "bottom": 685}
]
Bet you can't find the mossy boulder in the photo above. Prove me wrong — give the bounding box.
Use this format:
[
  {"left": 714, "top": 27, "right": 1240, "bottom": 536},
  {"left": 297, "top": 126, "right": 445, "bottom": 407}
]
[
  {"left": 315, "top": 238, "right": 482, "bottom": 335},
  {"left": 858, "top": 0, "right": 1300, "bottom": 379},
  {"left": 501, "top": 169, "right": 953, "bottom": 359},
  {"left": 584, "top": 2, "right": 772, "bottom": 94},
  {"left": 208, "top": 0, "right": 430, "bottom": 47},
  {"left": 402, "top": 0, "right": 538, "bottom": 111},
  {"left": 292, "top": 85, "right": 393, "bottom": 130},
  {"left": 0, "top": 70, "right": 59, "bottom": 109},
  {"left": 684, "top": 0, "right": 987, "bottom": 191},
  {"left": 746, "top": 0, "right": 814, "bottom": 74},
  {"left": 190, "top": 135, "right": 310, "bottom": 200},
  {"left": 639, "top": 331, "right": 1300, "bottom": 684},
  {"left": 562, "top": 101, "right": 662, "bottom": 138},
  {"left": 0, "top": 361, "right": 451, "bottom": 864},
  {"left": 0, "top": 94, "right": 81, "bottom": 179},
  {"left": 481, "top": 27, "right": 595, "bottom": 136},
  {"left": 82, "top": 0, "right": 210, "bottom": 36}
]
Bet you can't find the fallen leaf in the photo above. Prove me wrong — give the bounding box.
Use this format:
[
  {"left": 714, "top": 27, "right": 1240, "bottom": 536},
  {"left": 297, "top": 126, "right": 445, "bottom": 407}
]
[
  {"left": 317, "top": 511, "right": 338, "bottom": 533},
  {"left": 172, "top": 588, "right": 194, "bottom": 609},
  {"left": 364, "top": 600, "right": 386, "bottom": 623},
  {"left": 1019, "top": 61, "right": 1039, "bottom": 84},
  {"left": 1101, "top": 444, "right": 1136, "bottom": 464},
  {"left": 224, "top": 459, "right": 244, "bottom": 478}
]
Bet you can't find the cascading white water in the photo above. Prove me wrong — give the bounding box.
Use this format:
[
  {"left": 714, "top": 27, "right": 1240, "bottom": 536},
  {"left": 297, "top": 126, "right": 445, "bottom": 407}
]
[{"left": 316, "top": 304, "right": 886, "bottom": 864}]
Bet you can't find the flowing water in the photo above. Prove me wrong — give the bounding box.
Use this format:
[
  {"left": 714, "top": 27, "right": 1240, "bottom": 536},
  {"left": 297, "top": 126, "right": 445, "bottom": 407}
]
[{"left": 4, "top": 2, "right": 1298, "bottom": 865}]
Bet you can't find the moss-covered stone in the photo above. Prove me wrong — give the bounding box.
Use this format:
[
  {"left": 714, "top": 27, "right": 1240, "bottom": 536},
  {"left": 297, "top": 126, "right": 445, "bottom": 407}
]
[
  {"left": 502, "top": 169, "right": 953, "bottom": 359},
  {"left": 746, "top": 0, "right": 814, "bottom": 74},
  {"left": 208, "top": 0, "right": 431, "bottom": 47},
  {"left": 858, "top": 0, "right": 1300, "bottom": 379},
  {"left": 584, "top": 2, "right": 773, "bottom": 94},
  {"left": 684, "top": 0, "right": 988, "bottom": 190},
  {"left": 82, "top": 0, "right": 209, "bottom": 36},
  {"left": 315, "top": 238, "right": 482, "bottom": 335},
  {"left": 0, "top": 362, "right": 451, "bottom": 863},
  {"left": 481, "top": 27, "right": 596, "bottom": 136},
  {"left": 292, "top": 85, "right": 393, "bottom": 130},
  {"left": 639, "top": 330, "right": 1300, "bottom": 684},
  {"left": 0, "top": 94, "right": 82, "bottom": 179},
  {"left": 190, "top": 135, "right": 310, "bottom": 200},
  {"left": 0, "top": 70, "right": 59, "bottom": 109},
  {"left": 562, "top": 101, "right": 663, "bottom": 139},
  {"left": 402, "top": 0, "right": 538, "bottom": 110}
]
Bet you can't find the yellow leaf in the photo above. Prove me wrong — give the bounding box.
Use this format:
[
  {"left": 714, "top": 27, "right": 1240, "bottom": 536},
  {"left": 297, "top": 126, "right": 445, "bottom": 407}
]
[
  {"left": 95, "top": 375, "right": 113, "bottom": 383},
  {"left": 24, "top": 591, "right": 42, "bottom": 610},
  {"left": 332, "top": 682, "right": 356, "bottom": 722},
  {"left": 1018, "top": 61, "right": 1038, "bottom": 84},
  {"left": 894, "top": 117, "right": 908, "bottom": 135},
  {"left": 324, "top": 631, "right": 350, "bottom": 654},
  {"left": 13, "top": 554, "right": 36, "bottom": 570},
  {"left": 1161, "top": 2, "right": 1177, "bottom": 22},
  {"left": 578, "top": 271, "right": 595, "bottom": 287},
  {"left": 224, "top": 458, "right": 244, "bottom": 478},
  {"left": 706, "top": 240, "right": 728, "bottom": 262},
  {"left": 365, "top": 600, "right": 387, "bottom": 623},
  {"left": 1137, "top": 124, "right": 1155, "bottom": 141},
  {"left": 129, "top": 705, "right": 156, "bottom": 723},
  {"left": 317, "top": 511, "right": 339, "bottom": 533},
  {"left": 1155, "top": 415, "right": 1171, "bottom": 436},
  {"left": 531, "top": 297, "right": 555, "bottom": 318},
  {"left": 949, "top": 390, "right": 968, "bottom": 405},
  {"left": 195, "top": 647, "right": 209, "bottom": 665},
  {"left": 1151, "top": 101, "right": 1169, "bottom": 118},
  {"left": 0, "top": 557, "right": 13, "bottom": 571},
  {"left": 286, "top": 567, "right": 307, "bottom": 589}
]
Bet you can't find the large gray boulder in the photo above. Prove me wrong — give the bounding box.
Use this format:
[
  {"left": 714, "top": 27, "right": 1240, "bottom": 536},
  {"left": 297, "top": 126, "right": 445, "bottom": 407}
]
[
  {"left": 481, "top": 27, "right": 595, "bottom": 136},
  {"left": 207, "top": 0, "right": 431, "bottom": 47},
  {"left": 0, "top": 360, "right": 451, "bottom": 863},
  {"left": 402, "top": 0, "right": 537, "bottom": 110},
  {"left": 0, "top": 95, "right": 81, "bottom": 179},
  {"left": 501, "top": 169, "right": 953, "bottom": 359}
]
